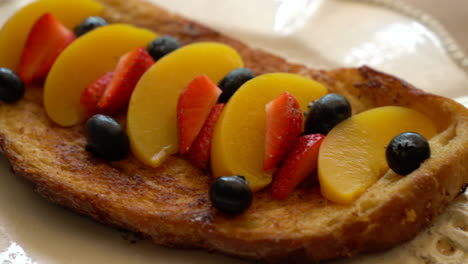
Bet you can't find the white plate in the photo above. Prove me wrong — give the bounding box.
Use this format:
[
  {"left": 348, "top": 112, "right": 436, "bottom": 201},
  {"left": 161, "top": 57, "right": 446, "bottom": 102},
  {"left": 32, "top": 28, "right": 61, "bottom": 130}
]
[{"left": 0, "top": 0, "right": 467, "bottom": 263}]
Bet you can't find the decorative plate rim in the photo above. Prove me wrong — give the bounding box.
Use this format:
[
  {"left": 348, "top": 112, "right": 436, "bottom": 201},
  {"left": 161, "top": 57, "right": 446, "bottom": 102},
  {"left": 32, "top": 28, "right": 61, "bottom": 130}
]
[{"left": 348, "top": 0, "right": 468, "bottom": 75}]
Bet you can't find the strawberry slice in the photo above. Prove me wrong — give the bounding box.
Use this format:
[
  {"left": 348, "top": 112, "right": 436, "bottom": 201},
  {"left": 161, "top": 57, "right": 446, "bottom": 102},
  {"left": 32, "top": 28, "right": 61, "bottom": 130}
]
[
  {"left": 271, "top": 134, "right": 325, "bottom": 200},
  {"left": 80, "top": 72, "right": 114, "bottom": 118},
  {"left": 188, "top": 103, "right": 224, "bottom": 169},
  {"left": 97, "top": 47, "right": 154, "bottom": 115},
  {"left": 264, "top": 91, "right": 303, "bottom": 171},
  {"left": 177, "top": 75, "right": 222, "bottom": 154},
  {"left": 18, "top": 13, "right": 76, "bottom": 85}
]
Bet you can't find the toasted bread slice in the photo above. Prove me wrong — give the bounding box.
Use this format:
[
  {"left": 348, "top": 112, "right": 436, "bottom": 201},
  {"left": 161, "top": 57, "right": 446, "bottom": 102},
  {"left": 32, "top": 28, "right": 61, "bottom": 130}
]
[{"left": 0, "top": 0, "right": 467, "bottom": 262}]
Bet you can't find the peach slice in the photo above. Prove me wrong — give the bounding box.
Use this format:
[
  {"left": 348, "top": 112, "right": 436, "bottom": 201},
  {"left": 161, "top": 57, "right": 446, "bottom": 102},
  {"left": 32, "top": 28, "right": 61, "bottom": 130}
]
[
  {"left": 127, "top": 42, "right": 243, "bottom": 167},
  {"left": 211, "top": 73, "right": 327, "bottom": 191},
  {"left": 318, "top": 106, "right": 437, "bottom": 204},
  {"left": 44, "top": 24, "right": 157, "bottom": 126},
  {"left": 0, "top": 0, "right": 103, "bottom": 71}
]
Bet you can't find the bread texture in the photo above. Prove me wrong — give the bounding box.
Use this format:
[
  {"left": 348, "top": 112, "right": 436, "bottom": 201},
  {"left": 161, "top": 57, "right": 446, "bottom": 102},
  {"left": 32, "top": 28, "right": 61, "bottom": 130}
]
[{"left": 0, "top": 0, "right": 467, "bottom": 262}]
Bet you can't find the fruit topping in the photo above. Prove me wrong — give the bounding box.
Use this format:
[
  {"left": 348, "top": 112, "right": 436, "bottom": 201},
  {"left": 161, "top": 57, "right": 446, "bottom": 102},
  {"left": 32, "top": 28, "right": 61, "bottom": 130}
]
[
  {"left": 218, "top": 68, "right": 255, "bottom": 103},
  {"left": 17, "top": 13, "right": 76, "bottom": 85},
  {"left": 318, "top": 106, "right": 436, "bottom": 204},
  {"left": 210, "top": 175, "right": 252, "bottom": 215},
  {"left": 386, "top": 132, "right": 431, "bottom": 175},
  {"left": 304, "top": 93, "right": 351, "bottom": 135},
  {"left": 0, "top": 67, "right": 24, "bottom": 103},
  {"left": 85, "top": 114, "right": 129, "bottom": 161},
  {"left": 146, "top": 35, "right": 181, "bottom": 61},
  {"left": 44, "top": 24, "right": 156, "bottom": 127},
  {"left": 0, "top": 0, "right": 103, "bottom": 71},
  {"left": 271, "top": 134, "right": 325, "bottom": 200},
  {"left": 177, "top": 75, "right": 222, "bottom": 154},
  {"left": 264, "top": 92, "right": 303, "bottom": 171},
  {"left": 98, "top": 47, "right": 154, "bottom": 115},
  {"left": 211, "top": 73, "right": 327, "bottom": 191},
  {"left": 80, "top": 71, "right": 114, "bottom": 117},
  {"left": 188, "top": 103, "right": 225, "bottom": 169},
  {"left": 74, "top": 16, "right": 108, "bottom": 37},
  {"left": 127, "top": 42, "right": 243, "bottom": 167}
]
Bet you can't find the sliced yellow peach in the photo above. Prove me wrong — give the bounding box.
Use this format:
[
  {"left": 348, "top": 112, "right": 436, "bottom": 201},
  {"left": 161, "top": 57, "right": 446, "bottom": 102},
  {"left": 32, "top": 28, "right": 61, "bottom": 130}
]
[
  {"left": 44, "top": 24, "right": 157, "bottom": 126},
  {"left": 127, "top": 42, "right": 243, "bottom": 167},
  {"left": 211, "top": 73, "right": 327, "bottom": 191},
  {"left": 318, "top": 106, "right": 437, "bottom": 204},
  {"left": 0, "top": 0, "right": 103, "bottom": 71}
]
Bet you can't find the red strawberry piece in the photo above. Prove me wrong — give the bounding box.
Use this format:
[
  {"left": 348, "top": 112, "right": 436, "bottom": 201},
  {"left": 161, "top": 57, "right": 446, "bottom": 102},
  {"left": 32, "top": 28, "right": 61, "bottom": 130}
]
[
  {"left": 271, "top": 134, "right": 325, "bottom": 200},
  {"left": 80, "top": 71, "right": 114, "bottom": 117},
  {"left": 263, "top": 91, "right": 303, "bottom": 171},
  {"left": 97, "top": 47, "right": 154, "bottom": 115},
  {"left": 177, "top": 75, "right": 222, "bottom": 154},
  {"left": 188, "top": 103, "right": 224, "bottom": 169},
  {"left": 17, "top": 13, "right": 76, "bottom": 85}
]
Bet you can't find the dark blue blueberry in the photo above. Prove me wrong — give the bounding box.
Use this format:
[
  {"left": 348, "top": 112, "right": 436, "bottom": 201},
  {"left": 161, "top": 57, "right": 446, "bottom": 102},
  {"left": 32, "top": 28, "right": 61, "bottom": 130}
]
[
  {"left": 85, "top": 114, "right": 129, "bottom": 161},
  {"left": 0, "top": 67, "right": 24, "bottom": 103},
  {"left": 210, "top": 175, "right": 252, "bottom": 215},
  {"left": 74, "top": 16, "right": 108, "bottom": 37},
  {"left": 146, "top": 35, "right": 181, "bottom": 61},
  {"left": 386, "top": 132, "right": 431, "bottom": 175},
  {"left": 304, "top": 93, "right": 351, "bottom": 135},
  {"left": 218, "top": 68, "right": 255, "bottom": 103}
]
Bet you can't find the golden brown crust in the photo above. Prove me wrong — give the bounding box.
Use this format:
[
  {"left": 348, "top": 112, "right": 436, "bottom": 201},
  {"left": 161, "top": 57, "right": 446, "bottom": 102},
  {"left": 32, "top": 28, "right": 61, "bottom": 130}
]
[{"left": 0, "top": 0, "right": 467, "bottom": 262}]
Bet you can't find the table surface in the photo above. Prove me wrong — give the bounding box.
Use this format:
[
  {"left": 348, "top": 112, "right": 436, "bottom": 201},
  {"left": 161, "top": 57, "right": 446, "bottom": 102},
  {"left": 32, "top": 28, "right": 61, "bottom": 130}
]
[{"left": 403, "top": 0, "right": 468, "bottom": 53}]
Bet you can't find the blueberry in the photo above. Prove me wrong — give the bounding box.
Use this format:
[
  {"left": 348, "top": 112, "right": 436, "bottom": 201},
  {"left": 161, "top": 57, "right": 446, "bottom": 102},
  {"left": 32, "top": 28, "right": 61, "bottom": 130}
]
[
  {"left": 146, "top": 35, "right": 181, "bottom": 61},
  {"left": 0, "top": 67, "right": 24, "bottom": 103},
  {"left": 304, "top": 93, "right": 351, "bottom": 135},
  {"left": 386, "top": 132, "right": 431, "bottom": 175},
  {"left": 210, "top": 175, "right": 252, "bottom": 215},
  {"left": 85, "top": 114, "right": 129, "bottom": 161},
  {"left": 74, "top": 16, "right": 108, "bottom": 37},
  {"left": 218, "top": 68, "right": 255, "bottom": 103}
]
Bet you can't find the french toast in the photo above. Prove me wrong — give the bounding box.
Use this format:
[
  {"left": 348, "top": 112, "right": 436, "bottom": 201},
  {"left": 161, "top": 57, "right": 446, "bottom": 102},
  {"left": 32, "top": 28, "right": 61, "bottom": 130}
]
[{"left": 0, "top": 0, "right": 467, "bottom": 262}]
